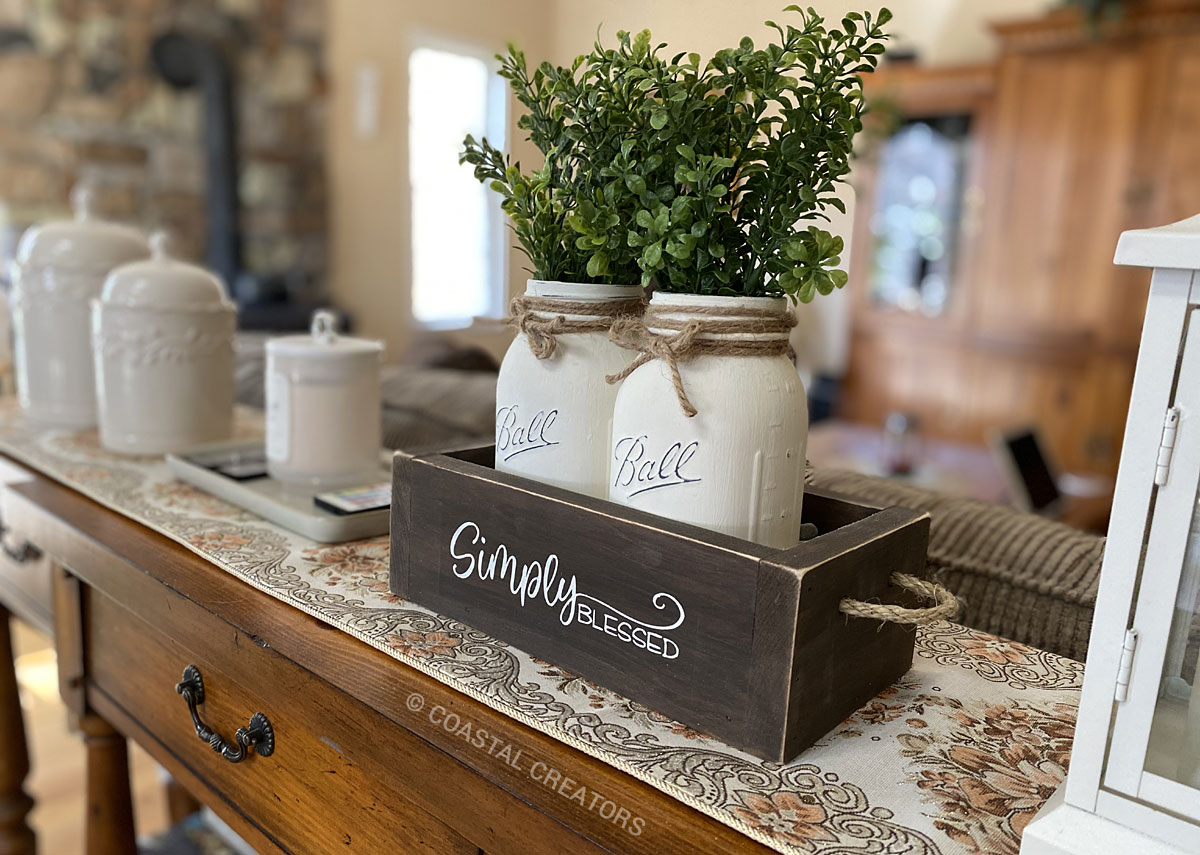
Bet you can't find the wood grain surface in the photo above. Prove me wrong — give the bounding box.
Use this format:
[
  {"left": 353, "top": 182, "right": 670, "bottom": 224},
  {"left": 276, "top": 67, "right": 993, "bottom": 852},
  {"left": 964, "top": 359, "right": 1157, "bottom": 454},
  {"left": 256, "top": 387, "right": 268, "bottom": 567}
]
[
  {"left": 392, "top": 447, "right": 931, "bottom": 762},
  {"left": 4, "top": 469, "right": 774, "bottom": 855}
]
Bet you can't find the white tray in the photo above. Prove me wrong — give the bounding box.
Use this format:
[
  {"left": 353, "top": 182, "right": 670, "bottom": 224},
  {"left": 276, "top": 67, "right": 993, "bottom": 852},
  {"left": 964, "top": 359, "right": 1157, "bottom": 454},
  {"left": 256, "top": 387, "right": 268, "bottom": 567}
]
[{"left": 167, "top": 440, "right": 391, "bottom": 543}]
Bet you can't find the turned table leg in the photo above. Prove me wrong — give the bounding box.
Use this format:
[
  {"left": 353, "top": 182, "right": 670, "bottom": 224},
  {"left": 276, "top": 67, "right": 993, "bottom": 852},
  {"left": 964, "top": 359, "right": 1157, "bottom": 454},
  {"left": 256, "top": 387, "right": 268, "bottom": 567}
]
[
  {"left": 79, "top": 714, "right": 136, "bottom": 855},
  {"left": 165, "top": 776, "right": 201, "bottom": 824},
  {"left": 0, "top": 605, "right": 34, "bottom": 855}
]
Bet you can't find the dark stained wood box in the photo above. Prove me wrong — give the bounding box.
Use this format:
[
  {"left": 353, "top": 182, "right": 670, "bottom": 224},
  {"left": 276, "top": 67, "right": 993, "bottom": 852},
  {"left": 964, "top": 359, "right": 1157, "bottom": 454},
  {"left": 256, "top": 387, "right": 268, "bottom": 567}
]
[{"left": 389, "top": 446, "right": 931, "bottom": 763}]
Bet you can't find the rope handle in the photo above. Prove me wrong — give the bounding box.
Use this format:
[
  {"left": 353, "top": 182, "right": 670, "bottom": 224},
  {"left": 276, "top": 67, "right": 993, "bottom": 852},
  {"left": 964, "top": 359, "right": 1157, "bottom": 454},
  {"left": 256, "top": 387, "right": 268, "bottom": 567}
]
[{"left": 839, "top": 573, "right": 959, "bottom": 626}]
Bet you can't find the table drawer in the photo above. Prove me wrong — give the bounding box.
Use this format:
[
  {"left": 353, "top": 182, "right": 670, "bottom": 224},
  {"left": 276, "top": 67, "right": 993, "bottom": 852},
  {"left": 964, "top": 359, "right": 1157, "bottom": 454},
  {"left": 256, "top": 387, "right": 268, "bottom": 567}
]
[
  {"left": 0, "top": 457, "right": 53, "bottom": 631},
  {"left": 83, "top": 586, "right": 477, "bottom": 855},
  {"left": 0, "top": 543, "right": 50, "bottom": 631}
]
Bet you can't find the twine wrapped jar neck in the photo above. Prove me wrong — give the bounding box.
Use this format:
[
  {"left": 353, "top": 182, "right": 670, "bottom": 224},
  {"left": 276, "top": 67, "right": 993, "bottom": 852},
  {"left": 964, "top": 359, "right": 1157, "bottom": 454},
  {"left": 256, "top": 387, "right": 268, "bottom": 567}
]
[
  {"left": 507, "top": 280, "right": 646, "bottom": 360},
  {"left": 607, "top": 295, "right": 797, "bottom": 417}
]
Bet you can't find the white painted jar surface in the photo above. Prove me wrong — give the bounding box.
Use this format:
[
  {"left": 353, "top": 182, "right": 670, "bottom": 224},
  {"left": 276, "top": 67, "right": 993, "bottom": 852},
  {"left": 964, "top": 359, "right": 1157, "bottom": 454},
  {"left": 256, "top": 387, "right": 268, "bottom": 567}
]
[
  {"left": 93, "top": 234, "right": 235, "bottom": 455},
  {"left": 608, "top": 293, "right": 807, "bottom": 549},
  {"left": 12, "top": 186, "right": 149, "bottom": 427},
  {"left": 495, "top": 280, "right": 643, "bottom": 497},
  {"left": 266, "top": 311, "right": 383, "bottom": 488}
]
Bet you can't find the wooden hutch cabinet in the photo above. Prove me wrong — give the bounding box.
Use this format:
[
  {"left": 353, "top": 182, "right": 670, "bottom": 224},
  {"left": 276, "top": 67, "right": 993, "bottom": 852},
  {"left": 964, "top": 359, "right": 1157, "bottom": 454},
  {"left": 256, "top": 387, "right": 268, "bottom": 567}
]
[{"left": 842, "top": 1, "right": 1200, "bottom": 475}]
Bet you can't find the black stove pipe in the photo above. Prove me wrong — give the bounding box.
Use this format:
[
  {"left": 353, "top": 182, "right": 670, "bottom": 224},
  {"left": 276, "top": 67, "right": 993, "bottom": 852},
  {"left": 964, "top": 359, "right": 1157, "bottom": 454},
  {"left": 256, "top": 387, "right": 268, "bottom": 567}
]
[{"left": 150, "top": 31, "right": 242, "bottom": 292}]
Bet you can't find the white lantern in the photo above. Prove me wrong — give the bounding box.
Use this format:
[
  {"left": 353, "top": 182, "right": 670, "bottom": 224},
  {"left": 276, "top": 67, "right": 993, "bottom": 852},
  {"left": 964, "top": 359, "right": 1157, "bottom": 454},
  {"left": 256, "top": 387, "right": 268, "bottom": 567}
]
[{"left": 1022, "top": 213, "right": 1200, "bottom": 854}]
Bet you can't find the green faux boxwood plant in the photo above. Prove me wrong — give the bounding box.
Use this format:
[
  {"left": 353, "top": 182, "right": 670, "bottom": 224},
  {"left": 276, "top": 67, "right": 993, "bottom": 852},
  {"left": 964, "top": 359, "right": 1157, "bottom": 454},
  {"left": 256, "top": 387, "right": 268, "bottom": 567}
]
[
  {"left": 617, "top": 7, "right": 890, "bottom": 303},
  {"left": 460, "top": 35, "right": 667, "bottom": 285},
  {"left": 462, "top": 6, "right": 890, "bottom": 302}
]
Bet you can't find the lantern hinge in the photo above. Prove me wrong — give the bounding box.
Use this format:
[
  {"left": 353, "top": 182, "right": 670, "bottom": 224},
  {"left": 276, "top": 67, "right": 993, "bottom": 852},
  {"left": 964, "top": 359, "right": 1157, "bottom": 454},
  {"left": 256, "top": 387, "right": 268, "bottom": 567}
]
[
  {"left": 1115, "top": 628, "right": 1139, "bottom": 702},
  {"left": 1155, "top": 407, "right": 1181, "bottom": 486}
]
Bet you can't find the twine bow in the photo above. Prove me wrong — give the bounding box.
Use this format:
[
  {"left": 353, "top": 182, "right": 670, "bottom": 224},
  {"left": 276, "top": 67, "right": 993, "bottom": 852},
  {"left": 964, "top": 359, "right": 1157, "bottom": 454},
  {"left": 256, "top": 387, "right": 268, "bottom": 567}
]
[
  {"left": 606, "top": 305, "right": 797, "bottom": 418},
  {"left": 607, "top": 317, "right": 706, "bottom": 417},
  {"left": 508, "top": 295, "right": 646, "bottom": 360}
]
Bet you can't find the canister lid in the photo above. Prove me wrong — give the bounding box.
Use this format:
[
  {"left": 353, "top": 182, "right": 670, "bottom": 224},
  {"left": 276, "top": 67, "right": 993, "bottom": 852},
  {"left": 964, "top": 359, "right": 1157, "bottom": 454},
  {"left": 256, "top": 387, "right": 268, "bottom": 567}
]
[
  {"left": 99, "top": 232, "right": 234, "bottom": 310},
  {"left": 15, "top": 183, "right": 150, "bottom": 273},
  {"left": 266, "top": 310, "right": 384, "bottom": 359}
]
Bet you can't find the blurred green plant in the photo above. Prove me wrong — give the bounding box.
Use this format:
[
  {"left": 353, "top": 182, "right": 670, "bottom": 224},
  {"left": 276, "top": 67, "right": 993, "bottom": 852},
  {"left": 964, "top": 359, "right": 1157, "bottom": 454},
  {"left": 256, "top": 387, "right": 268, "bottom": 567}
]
[{"left": 1063, "top": 0, "right": 1130, "bottom": 26}]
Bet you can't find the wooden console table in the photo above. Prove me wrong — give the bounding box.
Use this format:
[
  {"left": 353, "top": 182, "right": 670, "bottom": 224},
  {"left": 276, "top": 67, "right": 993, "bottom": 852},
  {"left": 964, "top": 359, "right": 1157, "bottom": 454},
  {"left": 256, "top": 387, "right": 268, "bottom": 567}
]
[
  {"left": 0, "top": 462, "right": 770, "bottom": 855},
  {"left": 0, "top": 457, "right": 50, "bottom": 854}
]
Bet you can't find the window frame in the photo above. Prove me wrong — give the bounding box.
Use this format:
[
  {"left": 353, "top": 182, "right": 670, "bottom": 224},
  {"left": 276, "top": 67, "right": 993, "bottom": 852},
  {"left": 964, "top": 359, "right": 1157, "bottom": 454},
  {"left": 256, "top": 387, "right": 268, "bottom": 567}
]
[{"left": 406, "top": 32, "right": 509, "bottom": 331}]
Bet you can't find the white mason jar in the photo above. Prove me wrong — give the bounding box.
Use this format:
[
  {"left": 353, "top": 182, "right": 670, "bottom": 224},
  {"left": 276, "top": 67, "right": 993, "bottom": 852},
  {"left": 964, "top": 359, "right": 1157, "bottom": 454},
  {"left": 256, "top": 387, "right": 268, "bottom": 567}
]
[
  {"left": 11, "top": 185, "right": 149, "bottom": 427},
  {"left": 496, "top": 279, "right": 644, "bottom": 497},
  {"left": 265, "top": 311, "right": 384, "bottom": 488},
  {"left": 608, "top": 293, "right": 807, "bottom": 548},
  {"left": 93, "top": 234, "right": 236, "bottom": 454}
]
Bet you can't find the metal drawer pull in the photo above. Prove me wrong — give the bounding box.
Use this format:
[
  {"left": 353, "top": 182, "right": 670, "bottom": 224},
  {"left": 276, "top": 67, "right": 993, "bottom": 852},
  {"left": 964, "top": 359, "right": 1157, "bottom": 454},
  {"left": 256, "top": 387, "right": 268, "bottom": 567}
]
[
  {"left": 175, "top": 665, "right": 275, "bottom": 763},
  {"left": 0, "top": 522, "right": 40, "bottom": 563}
]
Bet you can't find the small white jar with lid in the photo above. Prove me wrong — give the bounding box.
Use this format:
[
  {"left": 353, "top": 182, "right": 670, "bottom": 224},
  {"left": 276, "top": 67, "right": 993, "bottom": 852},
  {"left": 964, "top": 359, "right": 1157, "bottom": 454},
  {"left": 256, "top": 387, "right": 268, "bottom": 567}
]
[
  {"left": 265, "top": 311, "right": 384, "bottom": 488},
  {"left": 495, "top": 279, "right": 644, "bottom": 497},
  {"left": 92, "top": 232, "right": 236, "bottom": 455},
  {"left": 12, "top": 184, "right": 150, "bottom": 426}
]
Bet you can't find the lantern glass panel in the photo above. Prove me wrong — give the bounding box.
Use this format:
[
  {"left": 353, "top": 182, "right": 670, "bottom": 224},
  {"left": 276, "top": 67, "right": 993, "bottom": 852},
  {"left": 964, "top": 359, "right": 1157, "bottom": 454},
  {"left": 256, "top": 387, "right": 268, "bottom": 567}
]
[
  {"left": 1145, "top": 491, "right": 1200, "bottom": 789},
  {"left": 1105, "top": 306, "right": 1200, "bottom": 811}
]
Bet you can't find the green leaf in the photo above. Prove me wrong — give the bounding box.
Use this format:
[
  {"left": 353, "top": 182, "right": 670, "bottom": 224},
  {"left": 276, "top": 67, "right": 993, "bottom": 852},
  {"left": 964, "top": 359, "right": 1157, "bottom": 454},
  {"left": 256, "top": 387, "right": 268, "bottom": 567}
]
[
  {"left": 633, "top": 28, "right": 651, "bottom": 59},
  {"left": 586, "top": 251, "right": 609, "bottom": 277}
]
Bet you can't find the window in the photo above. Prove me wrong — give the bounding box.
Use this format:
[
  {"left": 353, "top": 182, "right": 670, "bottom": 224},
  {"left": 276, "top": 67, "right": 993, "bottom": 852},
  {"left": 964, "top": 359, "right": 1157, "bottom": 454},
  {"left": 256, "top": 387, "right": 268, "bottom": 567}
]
[
  {"left": 867, "top": 114, "right": 972, "bottom": 317},
  {"left": 408, "top": 44, "right": 506, "bottom": 327}
]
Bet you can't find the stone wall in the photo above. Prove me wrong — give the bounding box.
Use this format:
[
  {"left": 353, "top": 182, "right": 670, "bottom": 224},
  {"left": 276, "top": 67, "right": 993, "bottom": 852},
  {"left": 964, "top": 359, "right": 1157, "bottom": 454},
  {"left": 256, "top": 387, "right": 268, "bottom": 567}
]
[{"left": 0, "top": 0, "right": 326, "bottom": 295}]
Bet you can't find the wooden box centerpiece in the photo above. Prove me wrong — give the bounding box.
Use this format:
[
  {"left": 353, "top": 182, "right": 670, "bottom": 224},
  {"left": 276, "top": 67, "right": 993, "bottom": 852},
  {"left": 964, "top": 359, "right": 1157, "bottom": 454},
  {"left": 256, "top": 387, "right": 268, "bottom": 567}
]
[{"left": 389, "top": 446, "right": 931, "bottom": 762}]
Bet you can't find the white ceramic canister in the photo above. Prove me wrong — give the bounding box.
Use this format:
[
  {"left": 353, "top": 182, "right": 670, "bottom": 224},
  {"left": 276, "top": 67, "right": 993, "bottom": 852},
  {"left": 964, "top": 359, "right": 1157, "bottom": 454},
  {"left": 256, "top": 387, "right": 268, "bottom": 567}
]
[
  {"left": 12, "top": 186, "right": 150, "bottom": 426},
  {"left": 265, "top": 311, "right": 383, "bottom": 488},
  {"left": 92, "top": 234, "right": 236, "bottom": 454},
  {"left": 496, "top": 279, "right": 644, "bottom": 497},
  {"left": 608, "top": 293, "right": 807, "bottom": 549}
]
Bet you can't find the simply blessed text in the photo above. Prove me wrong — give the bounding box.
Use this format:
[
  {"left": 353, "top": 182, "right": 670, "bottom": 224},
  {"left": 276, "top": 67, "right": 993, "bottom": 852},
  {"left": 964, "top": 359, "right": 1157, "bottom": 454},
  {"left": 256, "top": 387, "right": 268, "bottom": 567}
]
[{"left": 449, "top": 521, "right": 683, "bottom": 659}]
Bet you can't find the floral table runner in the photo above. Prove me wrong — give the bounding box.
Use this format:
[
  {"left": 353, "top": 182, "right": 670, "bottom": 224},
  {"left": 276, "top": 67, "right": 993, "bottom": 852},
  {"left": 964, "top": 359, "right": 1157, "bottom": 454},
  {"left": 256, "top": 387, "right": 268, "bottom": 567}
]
[{"left": 0, "top": 403, "right": 1082, "bottom": 855}]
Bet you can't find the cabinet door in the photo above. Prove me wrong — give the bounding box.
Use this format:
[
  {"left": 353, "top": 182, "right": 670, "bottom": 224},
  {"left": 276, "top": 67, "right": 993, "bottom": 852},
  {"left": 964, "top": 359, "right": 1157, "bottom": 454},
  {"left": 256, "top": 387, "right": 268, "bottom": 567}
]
[
  {"left": 959, "top": 348, "right": 1129, "bottom": 474},
  {"left": 971, "top": 44, "right": 1145, "bottom": 344},
  {"left": 841, "top": 330, "right": 971, "bottom": 438},
  {"left": 1144, "top": 34, "right": 1200, "bottom": 230},
  {"left": 1103, "top": 33, "right": 1200, "bottom": 351},
  {"left": 1106, "top": 307, "right": 1200, "bottom": 820}
]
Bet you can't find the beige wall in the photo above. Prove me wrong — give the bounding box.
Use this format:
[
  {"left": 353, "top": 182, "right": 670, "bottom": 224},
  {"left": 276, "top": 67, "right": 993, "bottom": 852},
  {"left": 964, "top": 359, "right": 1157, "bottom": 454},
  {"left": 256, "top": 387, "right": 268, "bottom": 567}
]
[
  {"left": 327, "top": 0, "right": 554, "bottom": 360},
  {"left": 548, "top": 0, "right": 1055, "bottom": 66},
  {"left": 328, "top": 0, "right": 1056, "bottom": 367}
]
